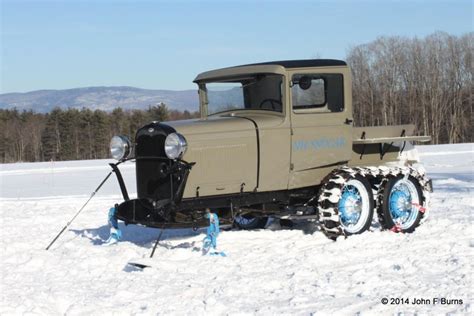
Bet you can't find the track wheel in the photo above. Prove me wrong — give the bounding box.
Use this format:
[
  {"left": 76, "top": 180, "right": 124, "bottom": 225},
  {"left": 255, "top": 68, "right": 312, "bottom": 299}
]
[
  {"left": 318, "top": 172, "right": 374, "bottom": 239},
  {"left": 233, "top": 214, "right": 268, "bottom": 230},
  {"left": 378, "top": 175, "right": 424, "bottom": 233}
]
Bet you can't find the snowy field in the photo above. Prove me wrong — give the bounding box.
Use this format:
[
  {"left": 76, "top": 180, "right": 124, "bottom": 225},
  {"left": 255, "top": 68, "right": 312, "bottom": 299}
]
[{"left": 0, "top": 144, "right": 472, "bottom": 315}]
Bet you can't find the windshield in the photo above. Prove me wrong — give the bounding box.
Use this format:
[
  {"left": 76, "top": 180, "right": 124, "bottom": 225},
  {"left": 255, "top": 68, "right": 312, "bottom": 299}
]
[{"left": 205, "top": 74, "right": 283, "bottom": 115}]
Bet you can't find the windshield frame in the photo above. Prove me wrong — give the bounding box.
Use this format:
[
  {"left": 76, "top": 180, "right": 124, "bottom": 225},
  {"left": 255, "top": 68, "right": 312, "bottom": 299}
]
[{"left": 198, "top": 73, "right": 285, "bottom": 117}]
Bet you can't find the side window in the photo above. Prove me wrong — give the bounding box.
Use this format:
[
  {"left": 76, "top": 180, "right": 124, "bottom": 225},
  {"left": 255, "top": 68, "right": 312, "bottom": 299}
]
[{"left": 292, "top": 74, "right": 344, "bottom": 112}]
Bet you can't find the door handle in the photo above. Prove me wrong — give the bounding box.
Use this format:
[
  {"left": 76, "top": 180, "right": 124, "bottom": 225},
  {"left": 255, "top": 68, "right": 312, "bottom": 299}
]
[{"left": 345, "top": 118, "right": 353, "bottom": 125}]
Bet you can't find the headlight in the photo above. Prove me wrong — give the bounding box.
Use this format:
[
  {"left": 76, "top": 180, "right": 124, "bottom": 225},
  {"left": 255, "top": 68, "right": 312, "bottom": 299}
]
[
  {"left": 164, "top": 133, "right": 187, "bottom": 159},
  {"left": 110, "top": 135, "right": 131, "bottom": 160}
]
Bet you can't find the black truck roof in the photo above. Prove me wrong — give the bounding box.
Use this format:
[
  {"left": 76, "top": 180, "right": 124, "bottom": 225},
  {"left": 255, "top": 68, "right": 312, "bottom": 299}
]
[{"left": 238, "top": 59, "right": 347, "bottom": 68}]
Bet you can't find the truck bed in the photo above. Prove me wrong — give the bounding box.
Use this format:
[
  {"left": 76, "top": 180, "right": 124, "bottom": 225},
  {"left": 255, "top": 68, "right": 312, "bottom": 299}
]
[{"left": 352, "top": 124, "right": 431, "bottom": 144}]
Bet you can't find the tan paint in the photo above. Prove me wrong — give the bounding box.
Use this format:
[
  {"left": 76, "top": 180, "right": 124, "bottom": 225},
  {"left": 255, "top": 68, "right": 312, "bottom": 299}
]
[
  {"left": 194, "top": 64, "right": 286, "bottom": 82},
  {"left": 288, "top": 66, "right": 353, "bottom": 188},
  {"left": 235, "top": 112, "right": 292, "bottom": 192},
  {"left": 167, "top": 116, "right": 257, "bottom": 198},
  {"left": 163, "top": 61, "right": 429, "bottom": 198}
]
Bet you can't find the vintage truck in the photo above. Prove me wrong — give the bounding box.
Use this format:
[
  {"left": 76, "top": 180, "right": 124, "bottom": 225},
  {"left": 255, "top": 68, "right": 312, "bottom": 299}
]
[{"left": 108, "top": 59, "right": 432, "bottom": 239}]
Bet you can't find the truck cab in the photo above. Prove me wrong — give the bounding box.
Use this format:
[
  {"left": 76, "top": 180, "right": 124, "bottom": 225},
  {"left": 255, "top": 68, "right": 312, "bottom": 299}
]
[{"left": 183, "top": 59, "right": 352, "bottom": 196}]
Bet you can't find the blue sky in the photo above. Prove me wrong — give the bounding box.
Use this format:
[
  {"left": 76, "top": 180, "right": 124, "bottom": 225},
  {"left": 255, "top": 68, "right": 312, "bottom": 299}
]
[{"left": 1, "top": 0, "right": 472, "bottom": 93}]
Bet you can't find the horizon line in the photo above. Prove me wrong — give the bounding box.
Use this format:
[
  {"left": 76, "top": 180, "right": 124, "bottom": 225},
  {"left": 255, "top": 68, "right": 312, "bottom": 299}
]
[{"left": 0, "top": 85, "right": 199, "bottom": 95}]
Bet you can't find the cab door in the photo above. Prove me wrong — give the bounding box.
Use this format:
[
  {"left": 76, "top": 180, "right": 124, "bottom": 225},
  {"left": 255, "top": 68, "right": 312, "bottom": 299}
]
[{"left": 288, "top": 68, "right": 353, "bottom": 189}]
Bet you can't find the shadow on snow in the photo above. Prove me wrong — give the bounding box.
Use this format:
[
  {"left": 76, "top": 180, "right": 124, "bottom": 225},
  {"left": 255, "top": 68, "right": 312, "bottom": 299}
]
[{"left": 70, "top": 223, "right": 206, "bottom": 247}]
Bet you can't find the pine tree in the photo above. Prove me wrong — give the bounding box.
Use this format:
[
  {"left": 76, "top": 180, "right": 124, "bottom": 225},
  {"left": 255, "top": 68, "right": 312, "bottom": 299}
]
[
  {"left": 92, "top": 110, "right": 110, "bottom": 159},
  {"left": 78, "top": 108, "right": 94, "bottom": 159},
  {"left": 147, "top": 103, "right": 169, "bottom": 122},
  {"left": 41, "top": 108, "right": 63, "bottom": 160}
]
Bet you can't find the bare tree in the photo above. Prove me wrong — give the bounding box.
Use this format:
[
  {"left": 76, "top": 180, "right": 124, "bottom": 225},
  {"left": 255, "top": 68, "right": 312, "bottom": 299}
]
[{"left": 347, "top": 32, "right": 473, "bottom": 144}]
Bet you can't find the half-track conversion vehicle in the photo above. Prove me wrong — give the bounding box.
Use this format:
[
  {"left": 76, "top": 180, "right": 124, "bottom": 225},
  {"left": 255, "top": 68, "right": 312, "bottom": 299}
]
[{"left": 109, "top": 59, "right": 433, "bottom": 239}]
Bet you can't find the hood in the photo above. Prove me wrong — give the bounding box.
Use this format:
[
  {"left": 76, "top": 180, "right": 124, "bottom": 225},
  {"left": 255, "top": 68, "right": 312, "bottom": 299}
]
[{"left": 165, "top": 112, "right": 286, "bottom": 136}]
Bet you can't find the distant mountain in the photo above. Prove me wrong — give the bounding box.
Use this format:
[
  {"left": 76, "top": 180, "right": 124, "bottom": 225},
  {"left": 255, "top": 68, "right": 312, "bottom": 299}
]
[{"left": 0, "top": 86, "right": 199, "bottom": 113}]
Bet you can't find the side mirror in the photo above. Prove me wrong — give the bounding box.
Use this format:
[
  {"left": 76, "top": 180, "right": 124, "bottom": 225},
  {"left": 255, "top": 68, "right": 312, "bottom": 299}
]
[{"left": 298, "top": 76, "right": 312, "bottom": 90}]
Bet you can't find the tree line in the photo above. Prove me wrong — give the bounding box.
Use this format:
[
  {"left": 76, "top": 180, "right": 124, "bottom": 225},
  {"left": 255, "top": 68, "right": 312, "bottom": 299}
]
[
  {"left": 1, "top": 31, "right": 472, "bottom": 163},
  {"left": 0, "top": 105, "right": 199, "bottom": 163}
]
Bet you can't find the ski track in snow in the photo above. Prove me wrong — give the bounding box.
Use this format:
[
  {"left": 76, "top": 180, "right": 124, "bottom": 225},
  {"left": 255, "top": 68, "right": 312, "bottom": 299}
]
[{"left": 0, "top": 144, "right": 473, "bottom": 315}]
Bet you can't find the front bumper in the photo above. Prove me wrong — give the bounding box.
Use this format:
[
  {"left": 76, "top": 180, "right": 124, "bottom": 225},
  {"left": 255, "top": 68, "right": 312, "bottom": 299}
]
[{"left": 115, "top": 198, "right": 211, "bottom": 228}]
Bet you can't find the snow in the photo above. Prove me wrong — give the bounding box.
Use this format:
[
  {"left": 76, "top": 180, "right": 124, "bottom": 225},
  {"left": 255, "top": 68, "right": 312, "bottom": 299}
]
[{"left": 1, "top": 144, "right": 473, "bottom": 314}]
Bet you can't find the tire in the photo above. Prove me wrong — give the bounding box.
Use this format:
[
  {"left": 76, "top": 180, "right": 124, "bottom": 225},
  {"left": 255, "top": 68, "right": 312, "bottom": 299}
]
[
  {"left": 318, "top": 171, "right": 374, "bottom": 239},
  {"left": 378, "top": 175, "right": 424, "bottom": 233},
  {"left": 233, "top": 214, "right": 268, "bottom": 230}
]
